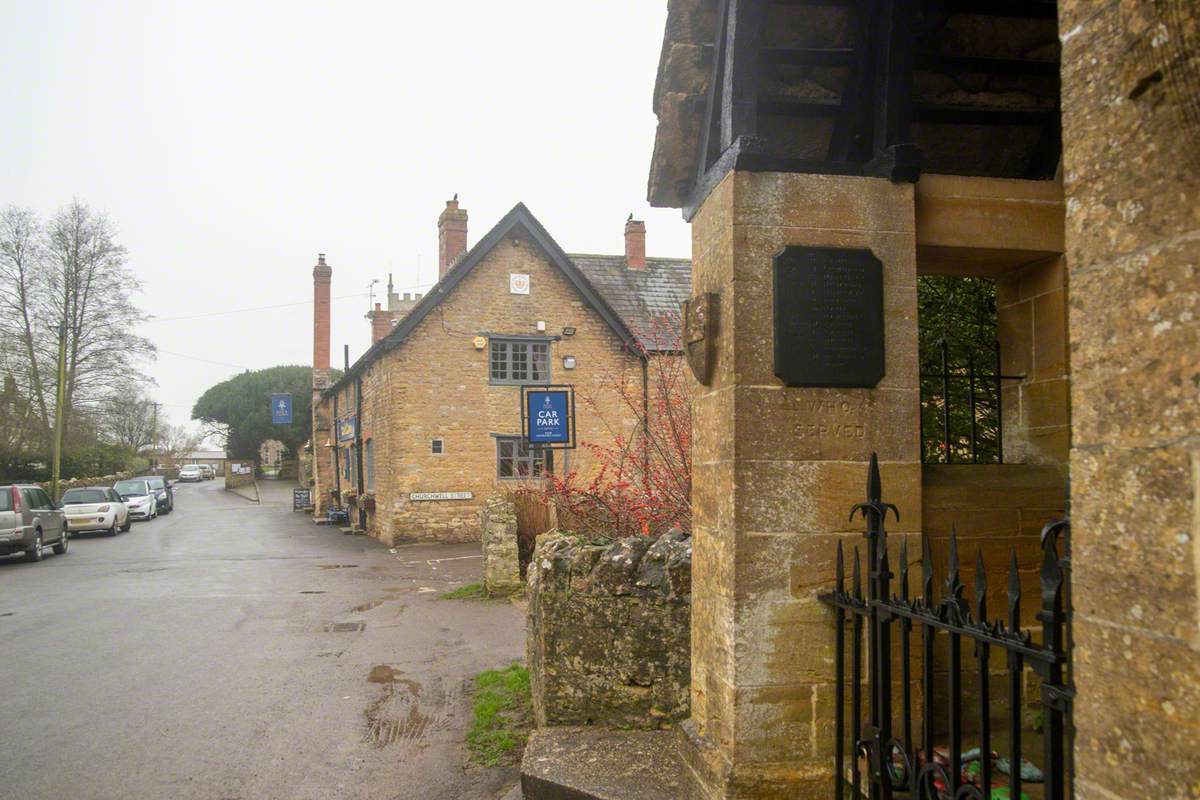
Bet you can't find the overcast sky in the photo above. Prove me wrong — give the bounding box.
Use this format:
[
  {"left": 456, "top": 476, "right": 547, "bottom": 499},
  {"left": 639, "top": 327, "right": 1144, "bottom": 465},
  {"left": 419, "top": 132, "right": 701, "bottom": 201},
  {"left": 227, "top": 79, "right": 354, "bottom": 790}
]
[{"left": 1, "top": 1, "right": 690, "bottom": 436}]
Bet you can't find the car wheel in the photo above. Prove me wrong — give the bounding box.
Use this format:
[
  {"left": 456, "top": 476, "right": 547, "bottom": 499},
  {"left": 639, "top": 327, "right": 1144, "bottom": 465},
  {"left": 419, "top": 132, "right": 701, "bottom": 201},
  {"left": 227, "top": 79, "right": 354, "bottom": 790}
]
[
  {"left": 24, "top": 531, "right": 43, "bottom": 562},
  {"left": 120, "top": 517, "right": 132, "bottom": 532},
  {"left": 108, "top": 519, "right": 119, "bottom": 536},
  {"left": 53, "top": 532, "right": 69, "bottom": 555}
]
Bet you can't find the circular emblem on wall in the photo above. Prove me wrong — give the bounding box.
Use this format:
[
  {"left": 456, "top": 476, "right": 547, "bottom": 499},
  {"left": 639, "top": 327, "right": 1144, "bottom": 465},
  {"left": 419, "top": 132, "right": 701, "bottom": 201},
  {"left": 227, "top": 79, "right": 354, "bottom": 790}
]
[{"left": 509, "top": 273, "right": 530, "bottom": 295}]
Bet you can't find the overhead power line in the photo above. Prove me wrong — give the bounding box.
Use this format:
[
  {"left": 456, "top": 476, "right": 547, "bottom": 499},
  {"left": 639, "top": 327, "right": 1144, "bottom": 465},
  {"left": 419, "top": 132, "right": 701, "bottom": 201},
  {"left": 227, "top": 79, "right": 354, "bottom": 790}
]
[{"left": 144, "top": 279, "right": 434, "bottom": 324}]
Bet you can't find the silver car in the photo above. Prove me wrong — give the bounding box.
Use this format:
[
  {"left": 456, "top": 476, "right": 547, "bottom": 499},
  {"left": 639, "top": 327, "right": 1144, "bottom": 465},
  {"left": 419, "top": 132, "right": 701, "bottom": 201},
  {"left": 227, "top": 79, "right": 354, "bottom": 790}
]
[
  {"left": 114, "top": 479, "right": 158, "bottom": 521},
  {"left": 0, "top": 484, "right": 69, "bottom": 562}
]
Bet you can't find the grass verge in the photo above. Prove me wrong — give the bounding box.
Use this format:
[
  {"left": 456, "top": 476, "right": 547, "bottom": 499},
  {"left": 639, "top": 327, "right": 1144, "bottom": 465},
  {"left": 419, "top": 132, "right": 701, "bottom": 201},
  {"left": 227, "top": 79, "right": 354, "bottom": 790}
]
[
  {"left": 438, "top": 583, "right": 490, "bottom": 601},
  {"left": 438, "top": 582, "right": 522, "bottom": 601},
  {"left": 467, "top": 663, "right": 532, "bottom": 766}
]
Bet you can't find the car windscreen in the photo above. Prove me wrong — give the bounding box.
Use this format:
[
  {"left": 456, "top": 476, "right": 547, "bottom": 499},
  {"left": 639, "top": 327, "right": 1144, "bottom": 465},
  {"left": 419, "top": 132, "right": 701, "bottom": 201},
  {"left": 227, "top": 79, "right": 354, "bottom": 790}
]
[
  {"left": 115, "top": 481, "right": 148, "bottom": 496},
  {"left": 62, "top": 489, "right": 107, "bottom": 504},
  {"left": 145, "top": 477, "right": 165, "bottom": 489}
]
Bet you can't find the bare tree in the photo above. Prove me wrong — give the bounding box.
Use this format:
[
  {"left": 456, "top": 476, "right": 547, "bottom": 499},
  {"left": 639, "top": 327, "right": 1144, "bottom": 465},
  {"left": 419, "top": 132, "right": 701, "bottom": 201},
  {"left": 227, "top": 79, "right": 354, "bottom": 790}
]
[
  {"left": 0, "top": 207, "right": 51, "bottom": 435},
  {"left": 101, "top": 392, "right": 159, "bottom": 453},
  {"left": 160, "top": 424, "right": 202, "bottom": 465},
  {"left": 43, "top": 201, "right": 156, "bottom": 438}
]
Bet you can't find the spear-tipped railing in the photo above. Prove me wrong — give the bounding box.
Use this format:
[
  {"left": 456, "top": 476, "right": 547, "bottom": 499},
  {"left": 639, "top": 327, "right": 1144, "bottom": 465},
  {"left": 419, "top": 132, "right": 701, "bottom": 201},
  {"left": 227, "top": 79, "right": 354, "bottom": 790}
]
[{"left": 819, "top": 454, "right": 1073, "bottom": 799}]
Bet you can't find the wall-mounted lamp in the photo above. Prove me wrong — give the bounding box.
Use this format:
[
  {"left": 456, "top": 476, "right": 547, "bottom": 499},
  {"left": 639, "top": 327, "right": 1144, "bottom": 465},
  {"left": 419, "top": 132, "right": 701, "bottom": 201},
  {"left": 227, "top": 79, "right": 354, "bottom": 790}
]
[
  {"left": 562, "top": 356, "right": 576, "bottom": 370},
  {"left": 561, "top": 326, "right": 576, "bottom": 337},
  {"left": 536, "top": 320, "right": 546, "bottom": 332},
  {"left": 472, "top": 336, "right": 487, "bottom": 350}
]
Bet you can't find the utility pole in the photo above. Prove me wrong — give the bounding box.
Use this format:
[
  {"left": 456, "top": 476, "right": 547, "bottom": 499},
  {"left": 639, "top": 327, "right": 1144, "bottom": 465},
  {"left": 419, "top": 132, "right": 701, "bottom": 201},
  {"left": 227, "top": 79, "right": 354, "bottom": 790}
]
[
  {"left": 150, "top": 402, "right": 161, "bottom": 469},
  {"left": 50, "top": 322, "right": 67, "bottom": 501}
]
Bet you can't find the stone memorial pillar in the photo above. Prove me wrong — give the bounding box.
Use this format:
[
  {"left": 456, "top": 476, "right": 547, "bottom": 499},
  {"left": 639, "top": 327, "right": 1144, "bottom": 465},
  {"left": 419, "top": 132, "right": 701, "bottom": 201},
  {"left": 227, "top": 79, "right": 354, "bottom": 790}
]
[{"left": 682, "top": 171, "right": 923, "bottom": 798}]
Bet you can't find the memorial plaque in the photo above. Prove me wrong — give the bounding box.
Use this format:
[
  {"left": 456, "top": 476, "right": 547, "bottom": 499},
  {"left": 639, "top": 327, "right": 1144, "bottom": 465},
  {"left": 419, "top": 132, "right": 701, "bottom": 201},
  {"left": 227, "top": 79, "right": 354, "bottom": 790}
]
[{"left": 773, "top": 246, "right": 885, "bottom": 388}]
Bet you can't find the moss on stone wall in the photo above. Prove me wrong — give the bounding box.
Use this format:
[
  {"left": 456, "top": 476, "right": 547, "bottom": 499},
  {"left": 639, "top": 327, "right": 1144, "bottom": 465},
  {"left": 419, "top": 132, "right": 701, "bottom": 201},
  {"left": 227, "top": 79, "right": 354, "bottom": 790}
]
[{"left": 527, "top": 530, "right": 691, "bottom": 730}]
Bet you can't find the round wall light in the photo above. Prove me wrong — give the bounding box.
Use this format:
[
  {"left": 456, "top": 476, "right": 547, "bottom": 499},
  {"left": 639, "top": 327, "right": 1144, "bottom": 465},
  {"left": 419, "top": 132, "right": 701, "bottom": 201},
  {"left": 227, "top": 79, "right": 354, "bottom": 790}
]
[{"left": 562, "top": 356, "right": 577, "bottom": 370}]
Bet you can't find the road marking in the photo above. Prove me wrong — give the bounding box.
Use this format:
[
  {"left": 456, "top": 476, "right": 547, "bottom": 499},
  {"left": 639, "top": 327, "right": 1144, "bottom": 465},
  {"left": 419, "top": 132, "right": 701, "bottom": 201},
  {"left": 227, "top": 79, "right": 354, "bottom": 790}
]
[{"left": 393, "top": 554, "right": 483, "bottom": 567}]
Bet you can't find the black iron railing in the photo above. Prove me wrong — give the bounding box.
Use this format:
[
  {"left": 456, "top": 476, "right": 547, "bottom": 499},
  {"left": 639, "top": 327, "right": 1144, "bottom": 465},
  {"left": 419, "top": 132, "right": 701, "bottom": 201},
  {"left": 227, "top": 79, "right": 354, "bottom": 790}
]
[
  {"left": 819, "top": 455, "right": 1074, "bottom": 800},
  {"left": 920, "top": 339, "right": 1024, "bottom": 464}
]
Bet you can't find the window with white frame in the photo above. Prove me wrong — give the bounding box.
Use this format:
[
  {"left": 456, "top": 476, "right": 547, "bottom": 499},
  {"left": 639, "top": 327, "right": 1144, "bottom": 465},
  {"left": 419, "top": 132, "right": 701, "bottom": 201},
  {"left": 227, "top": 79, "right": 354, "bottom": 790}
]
[
  {"left": 495, "top": 436, "right": 553, "bottom": 479},
  {"left": 431, "top": 439, "right": 444, "bottom": 455},
  {"left": 489, "top": 339, "right": 550, "bottom": 384}
]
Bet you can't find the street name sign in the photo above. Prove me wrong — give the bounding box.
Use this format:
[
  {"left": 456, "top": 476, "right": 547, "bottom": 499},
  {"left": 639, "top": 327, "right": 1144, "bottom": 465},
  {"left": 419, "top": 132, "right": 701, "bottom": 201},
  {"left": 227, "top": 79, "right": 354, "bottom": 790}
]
[{"left": 410, "top": 491, "right": 473, "bottom": 501}]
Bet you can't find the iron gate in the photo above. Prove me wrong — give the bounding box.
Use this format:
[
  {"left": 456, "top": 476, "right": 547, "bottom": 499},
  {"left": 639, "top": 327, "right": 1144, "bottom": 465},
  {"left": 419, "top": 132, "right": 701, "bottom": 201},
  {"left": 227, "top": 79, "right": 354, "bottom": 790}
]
[{"left": 818, "top": 455, "right": 1074, "bottom": 800}]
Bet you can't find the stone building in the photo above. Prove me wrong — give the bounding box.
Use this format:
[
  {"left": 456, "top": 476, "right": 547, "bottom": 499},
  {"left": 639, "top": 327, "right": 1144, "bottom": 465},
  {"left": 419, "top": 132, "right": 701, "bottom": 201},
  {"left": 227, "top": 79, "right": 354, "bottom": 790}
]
[
  {"left": 648, "top": 1, "right": 1196, "bottom": 799},
  {"left": 308, "top": 199, "right": 690, "bottom": 542}
]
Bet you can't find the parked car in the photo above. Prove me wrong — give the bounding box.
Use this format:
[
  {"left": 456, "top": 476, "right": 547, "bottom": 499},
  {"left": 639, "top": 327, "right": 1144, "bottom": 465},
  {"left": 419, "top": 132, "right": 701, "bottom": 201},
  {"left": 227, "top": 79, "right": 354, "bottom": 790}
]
[
  {"left": 61, "top": 487, "right": 130, "bottom": 536},
  {"left": 0, "top": 484, "right": 68, "bottom": 561},
  {"left": 178, "top": 465, "right": 203, "bottom": 482},
  {"left": 114, "top": 479, "right": 158, "bottom": 520},
  {"left": 136, "top": 475, "right": 173, "bottom": 514},
  {"left": 197, "top": 464, "right": 215, "bottom": 480}
]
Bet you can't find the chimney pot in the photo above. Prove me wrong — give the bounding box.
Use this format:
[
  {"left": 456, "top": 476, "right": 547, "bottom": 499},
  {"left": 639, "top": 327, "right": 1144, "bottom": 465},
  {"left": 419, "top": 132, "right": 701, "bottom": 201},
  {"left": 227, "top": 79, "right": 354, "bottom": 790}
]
[
  {"left": 625, "top": 218, "right": 647, "bottom": 270},
  {"left": 313, "top": 254, "right": 332, "bottom": 373},
  {"left": 438, "top": 197, "right": 469, "bottom": 281}
]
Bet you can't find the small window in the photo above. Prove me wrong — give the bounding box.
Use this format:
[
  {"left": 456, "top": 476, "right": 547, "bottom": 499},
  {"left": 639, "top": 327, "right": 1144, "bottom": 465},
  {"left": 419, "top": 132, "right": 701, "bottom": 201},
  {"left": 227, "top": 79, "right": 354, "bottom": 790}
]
[
  {"left": 496, "top": 437, "right": 553, "bottom": 479},
  {"left": 431, "top": 439, "right": 444, "bottom": 455},
  {"left": 489, "top": 339, "right": 551, "bottom": 384},
  {"left": 365, "top": 439, "right": 375, "bottom": 492},
  {"left": 0, "top": 490, "right": 11, "bottom": 512}
]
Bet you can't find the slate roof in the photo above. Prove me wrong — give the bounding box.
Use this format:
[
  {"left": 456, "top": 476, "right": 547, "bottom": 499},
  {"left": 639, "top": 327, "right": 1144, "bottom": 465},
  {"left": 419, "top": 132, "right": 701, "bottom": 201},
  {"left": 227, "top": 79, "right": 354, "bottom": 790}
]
[
  {"left": 568, "top": 254, "right": 691, "bottom": 352},
  {"left": 326, "top": 204, "right": 691, "bottom": 396}
]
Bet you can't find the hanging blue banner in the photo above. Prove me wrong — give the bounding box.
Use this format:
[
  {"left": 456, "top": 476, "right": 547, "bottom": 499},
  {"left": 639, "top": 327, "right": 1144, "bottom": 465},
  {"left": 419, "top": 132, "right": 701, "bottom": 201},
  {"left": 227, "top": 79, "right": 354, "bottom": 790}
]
[
  {"left": 271, "top": 393, "right": 293, "bottom": 425},
  {"left": 337, "top": 416, "right": 357, "bottom": 442},
  {"left": 525, "top": 387, "right": 572, "bottom": 446}
]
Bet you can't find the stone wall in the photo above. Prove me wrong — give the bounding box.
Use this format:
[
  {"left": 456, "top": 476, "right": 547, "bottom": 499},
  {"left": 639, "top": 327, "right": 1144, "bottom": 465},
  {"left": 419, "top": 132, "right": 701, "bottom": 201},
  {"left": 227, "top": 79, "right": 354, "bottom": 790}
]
[
  {"left": 481, "top": 495, "right": 522, "bottom": 594},
  {"left": 527, "top": 531, "right": 691, "bottom": 730},
  {"left": 1060, "top": 2, "right": 1200, "bottom": 797}
]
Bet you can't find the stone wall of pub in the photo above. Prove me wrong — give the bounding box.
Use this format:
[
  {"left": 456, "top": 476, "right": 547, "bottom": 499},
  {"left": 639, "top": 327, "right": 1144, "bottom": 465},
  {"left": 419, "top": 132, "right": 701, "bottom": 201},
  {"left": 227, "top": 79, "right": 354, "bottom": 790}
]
[{"left": 327, "top": 232, "right": 650, "bottom": 545}]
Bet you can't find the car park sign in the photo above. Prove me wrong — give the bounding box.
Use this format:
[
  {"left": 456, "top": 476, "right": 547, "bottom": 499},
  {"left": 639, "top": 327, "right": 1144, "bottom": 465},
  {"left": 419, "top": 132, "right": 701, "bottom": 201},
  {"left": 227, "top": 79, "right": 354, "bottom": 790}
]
[
  {"left": 271, "top": 394, "right": 293, "bottom": 425},
  {"left": 522, "top": 385, "right": 575, "bottom": 449}
]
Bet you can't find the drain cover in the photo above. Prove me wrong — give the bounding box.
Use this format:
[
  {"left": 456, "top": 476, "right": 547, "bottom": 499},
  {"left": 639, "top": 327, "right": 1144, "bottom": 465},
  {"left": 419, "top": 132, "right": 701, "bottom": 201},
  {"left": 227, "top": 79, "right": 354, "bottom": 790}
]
[{"left": 325, "top": 622, "right": 366, "bottom": 633}]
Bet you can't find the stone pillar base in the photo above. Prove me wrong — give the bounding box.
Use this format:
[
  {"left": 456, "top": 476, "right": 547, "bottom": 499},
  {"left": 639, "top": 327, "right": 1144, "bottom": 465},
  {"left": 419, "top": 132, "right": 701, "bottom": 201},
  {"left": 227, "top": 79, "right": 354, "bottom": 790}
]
[{"left": 678, "top": 721, "right": 828, "bottom": 800}]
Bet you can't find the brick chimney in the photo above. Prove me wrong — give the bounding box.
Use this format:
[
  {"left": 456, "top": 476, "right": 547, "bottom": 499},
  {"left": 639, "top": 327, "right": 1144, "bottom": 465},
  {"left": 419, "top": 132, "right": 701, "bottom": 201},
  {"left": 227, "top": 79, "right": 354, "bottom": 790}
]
[
  {"left": 625, "top": 217, "right": 646, "bottom": 270},
  {"left": 312, "top": 254, "right": 332, "bottom": 381},
  {"left": 438, "top": 196, "right": 468, "bottom": 280},
  {"left": 369, "top": 303, "right": 393, "bottom": 344}
]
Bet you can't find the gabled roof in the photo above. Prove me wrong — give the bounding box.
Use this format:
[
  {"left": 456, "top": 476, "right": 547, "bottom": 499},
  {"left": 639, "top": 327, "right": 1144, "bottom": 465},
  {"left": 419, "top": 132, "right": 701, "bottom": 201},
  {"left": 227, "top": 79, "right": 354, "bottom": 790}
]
[
  {"left": 328, "top": 203, "right": 683, "bottom": 396},
  {"left": 568, "top": 254, "right": 691, "bottom": 351}
]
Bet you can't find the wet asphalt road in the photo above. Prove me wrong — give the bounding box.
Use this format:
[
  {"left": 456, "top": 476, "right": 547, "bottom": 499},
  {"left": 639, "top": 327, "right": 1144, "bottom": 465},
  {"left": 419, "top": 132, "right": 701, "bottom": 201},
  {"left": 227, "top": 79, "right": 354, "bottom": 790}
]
[{"left": 0, "top": 479, "right": 525, "bottom": 800}]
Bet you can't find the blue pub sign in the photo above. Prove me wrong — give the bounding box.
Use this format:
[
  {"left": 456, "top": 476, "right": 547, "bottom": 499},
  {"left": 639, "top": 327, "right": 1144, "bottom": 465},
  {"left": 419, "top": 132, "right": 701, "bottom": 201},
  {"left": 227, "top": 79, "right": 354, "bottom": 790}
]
[
  {"left": 271, "top": 393, "right": 293, "bottom": 425},
  {"left": 522, "top": 386, "right": 575, "bottom": 449}
]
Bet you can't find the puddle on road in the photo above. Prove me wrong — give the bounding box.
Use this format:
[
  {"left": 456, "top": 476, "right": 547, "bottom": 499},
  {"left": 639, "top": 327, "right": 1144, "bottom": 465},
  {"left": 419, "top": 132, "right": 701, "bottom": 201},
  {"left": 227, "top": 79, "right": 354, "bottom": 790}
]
[
  {"left": 367, "top": 665, "right": 423, "bottom": 695},
  {"left": 319, "top": 564, "right": 359, "bottom": 570},
  {"left": 119, "top": 567, "right": 168, "bottom": 574},
  {"left": 364, "top": 668, "right": 453, "bottom": 750},
  {"left": 352, "top": 599, "right": 384, "bottom": 612}
]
